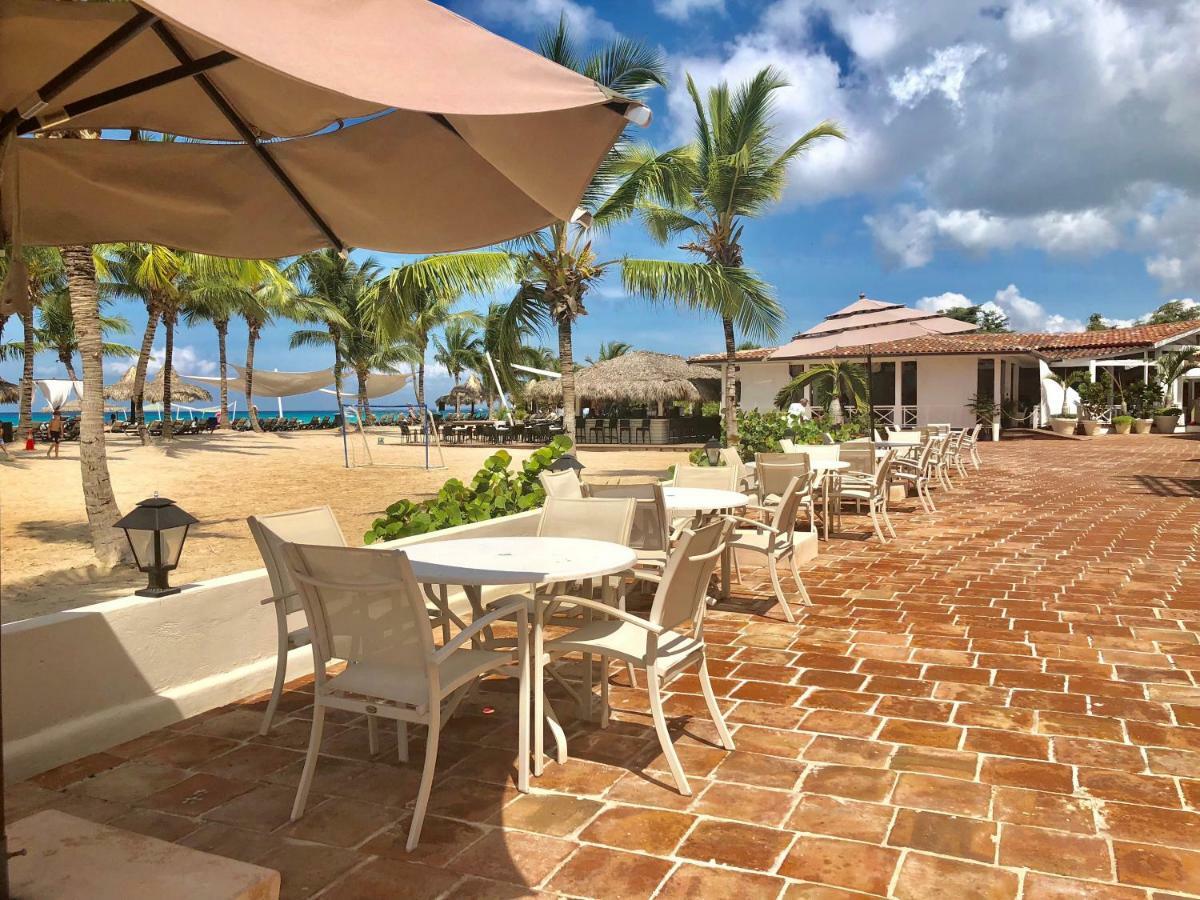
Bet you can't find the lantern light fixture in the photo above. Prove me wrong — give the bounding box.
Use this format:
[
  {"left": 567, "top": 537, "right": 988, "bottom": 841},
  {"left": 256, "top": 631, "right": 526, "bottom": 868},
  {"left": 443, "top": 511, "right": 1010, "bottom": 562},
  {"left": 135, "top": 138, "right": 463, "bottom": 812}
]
[{"left": 114, "top": 493, "right": 197, "bottom": 597}]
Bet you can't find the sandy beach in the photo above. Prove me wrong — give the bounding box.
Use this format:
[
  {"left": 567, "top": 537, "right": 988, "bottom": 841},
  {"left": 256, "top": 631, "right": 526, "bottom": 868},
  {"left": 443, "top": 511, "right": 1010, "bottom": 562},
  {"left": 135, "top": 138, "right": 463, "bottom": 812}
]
[{"left": 0, "top": 431, "right": 688, "bottom": 623}]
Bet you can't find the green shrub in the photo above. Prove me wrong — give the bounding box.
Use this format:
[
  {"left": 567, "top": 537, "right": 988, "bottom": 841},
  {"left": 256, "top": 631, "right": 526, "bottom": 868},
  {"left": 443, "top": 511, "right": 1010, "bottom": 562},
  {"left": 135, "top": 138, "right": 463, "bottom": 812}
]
[
  {"left": 363, "top": 435, "right": 573, "bottom": 544},
  {"left": 1126, "top": 380, "right": 1162, "bottom": 418},
  {"left": 733, "top": 409, "right": 865, "bottom": 462},
  {"left": 1112, "top": 415, "right": 1134, "bottom": 425},
  {"left": 1156, "top": 406, "right": 1183, "bottom": 416}
]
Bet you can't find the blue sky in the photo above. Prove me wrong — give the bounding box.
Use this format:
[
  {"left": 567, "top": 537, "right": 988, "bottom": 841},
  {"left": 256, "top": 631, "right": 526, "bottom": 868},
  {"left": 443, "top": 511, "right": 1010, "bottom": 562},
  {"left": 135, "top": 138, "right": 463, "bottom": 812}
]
[{"left": 6, "top": 0, "right": 1198, "bottom": 410}]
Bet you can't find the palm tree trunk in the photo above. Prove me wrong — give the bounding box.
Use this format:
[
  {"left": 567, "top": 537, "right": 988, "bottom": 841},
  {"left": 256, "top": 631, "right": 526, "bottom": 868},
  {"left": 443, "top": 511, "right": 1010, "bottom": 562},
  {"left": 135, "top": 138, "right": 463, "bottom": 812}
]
[
  {"left": 356, "top": 366, "right": 370, "bottom": 419},
  {"left": 161, "top": 314, "right": 175, "bottom": 440},
  {"left": 18, "top": 308, "right": 35, "bottom": 439},
  {"left": 558, "top": 318, "right": 576, "bottom": 443},
  {"left": 722, "top": 316, "right": 738, "bottom": 443},
  {"left": 61, "top": 351, "right": 78, "bottom": 381},
  {"left": 133, "top": 304, "right": 158, "bottom": 446},
  {"left": 62, "top": 245, "right": 130, "bottom": 566},
  {"left": 215, "top": 319, "right": 229, "bottom": 426},
  {"left": 246, "top": 322, "right": 262, "bottom": 432}
]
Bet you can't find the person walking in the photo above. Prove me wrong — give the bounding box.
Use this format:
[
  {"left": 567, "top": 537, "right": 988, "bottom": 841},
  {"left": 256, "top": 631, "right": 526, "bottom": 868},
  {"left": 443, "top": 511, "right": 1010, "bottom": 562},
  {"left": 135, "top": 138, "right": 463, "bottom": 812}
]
[{"left": 46, "top": 409, "right": 64, "bottom": 459}]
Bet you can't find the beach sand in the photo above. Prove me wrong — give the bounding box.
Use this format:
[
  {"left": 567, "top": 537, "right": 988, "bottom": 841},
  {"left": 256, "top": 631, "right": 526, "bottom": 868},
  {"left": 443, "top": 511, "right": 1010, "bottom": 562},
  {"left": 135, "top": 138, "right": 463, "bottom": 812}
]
[{"left": 0, "top": 430, "right": 688, "bottom": 623}]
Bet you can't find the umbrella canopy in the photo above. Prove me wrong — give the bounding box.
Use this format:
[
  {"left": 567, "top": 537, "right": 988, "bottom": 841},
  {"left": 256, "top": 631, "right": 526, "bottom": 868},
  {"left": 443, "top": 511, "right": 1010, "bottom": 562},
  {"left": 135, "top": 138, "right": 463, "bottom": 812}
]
[
  {"left": 438, "top": 373, "right": 484, "bottom": 406},
  {"left": 102, "top": 365, "right": 139, "bottom": 402},
  {"left": 527, "top": 351, "right": 721, "bottom": 405},
  {"left": 140, "top": 367, "right": 210, "bottom": 403},
  {"left": 0, "top": 378, "right": 19, "bottom": 404},
  {"left": 0, "top": 0, "right": 647, "bottom": 298}
]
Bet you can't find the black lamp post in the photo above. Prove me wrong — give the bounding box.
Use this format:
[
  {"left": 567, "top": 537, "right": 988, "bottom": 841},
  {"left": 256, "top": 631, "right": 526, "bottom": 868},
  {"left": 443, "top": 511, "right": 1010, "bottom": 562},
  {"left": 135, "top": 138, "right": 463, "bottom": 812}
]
[
  {"left": 704, "top": 438, "right": 721, "bottom": 466},
  {"left": 114, "top": 495, "right": 197, "bottom": 597}
]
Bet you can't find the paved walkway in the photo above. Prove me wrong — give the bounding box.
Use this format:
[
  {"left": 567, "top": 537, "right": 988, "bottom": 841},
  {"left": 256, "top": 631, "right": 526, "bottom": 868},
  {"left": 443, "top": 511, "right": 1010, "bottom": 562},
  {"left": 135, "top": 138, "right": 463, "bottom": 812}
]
[{"left": 8, "top": 435, "right": 1200, "bottom": 898}]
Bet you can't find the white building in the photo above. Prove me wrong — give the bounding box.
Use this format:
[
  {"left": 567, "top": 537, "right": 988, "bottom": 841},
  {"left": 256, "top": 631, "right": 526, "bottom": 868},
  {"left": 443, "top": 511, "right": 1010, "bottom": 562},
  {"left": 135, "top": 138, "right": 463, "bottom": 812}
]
[{"left": 691, "top": 296, "right": 1200, "bottom": 436}]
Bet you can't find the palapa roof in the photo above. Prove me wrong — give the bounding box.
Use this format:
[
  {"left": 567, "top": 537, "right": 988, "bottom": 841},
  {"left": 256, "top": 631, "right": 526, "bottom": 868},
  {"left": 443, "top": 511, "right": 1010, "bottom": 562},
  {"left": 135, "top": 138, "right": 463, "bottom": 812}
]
[
  {"left": 438, "top": 374, "right": 484, "bottom": 405},
  {"left": 0, "top": 378, "right": 19, "bottom": 404},
  {"left": 527, "top": 351, "right": 719, "bottom": 405},
  {"left": 105, "top": 365, "right": 210, "bottom": 403},
  {"left": 102, "top": 366, "right": 139, "bottom": 402}
]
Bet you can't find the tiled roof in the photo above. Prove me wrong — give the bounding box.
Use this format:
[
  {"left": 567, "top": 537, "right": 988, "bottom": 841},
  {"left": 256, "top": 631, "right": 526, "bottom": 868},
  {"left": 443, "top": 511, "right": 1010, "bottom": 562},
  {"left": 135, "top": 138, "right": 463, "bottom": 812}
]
[{"left": 688, "top": 346, "right": 775, "bottom": 364}]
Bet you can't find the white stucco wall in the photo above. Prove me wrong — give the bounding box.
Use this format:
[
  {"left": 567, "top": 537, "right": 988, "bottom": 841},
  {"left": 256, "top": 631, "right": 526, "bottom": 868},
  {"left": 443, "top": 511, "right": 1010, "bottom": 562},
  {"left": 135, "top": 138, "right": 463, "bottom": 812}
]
[
  {"left": 2, "top": 509, "right": 541, "bottom": 783},
  {"left": 737, "top": 362, "right": 793, "bottom": 412},
  {"left": 915, "top": 356, "right": 981, "bottom": 429}
]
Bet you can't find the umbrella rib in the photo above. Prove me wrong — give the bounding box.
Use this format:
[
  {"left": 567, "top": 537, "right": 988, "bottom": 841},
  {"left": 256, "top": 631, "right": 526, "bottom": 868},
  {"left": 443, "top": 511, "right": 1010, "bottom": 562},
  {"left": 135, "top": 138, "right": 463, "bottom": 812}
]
[
  {"left": 0, "top": 6, "right": 157, "bottom": 141},
  {"left": 149, "top": 21, "right": 347, "bottom": 253}
]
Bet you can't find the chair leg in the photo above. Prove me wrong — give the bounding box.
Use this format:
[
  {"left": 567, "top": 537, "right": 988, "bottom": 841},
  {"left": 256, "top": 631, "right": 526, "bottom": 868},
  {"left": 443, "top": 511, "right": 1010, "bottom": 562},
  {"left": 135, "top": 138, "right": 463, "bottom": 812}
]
[
  {"left": 367, "top": 715, "right": 380, "bottom": 756},
  {"left": 397, "top": 721, "right": 409, "bottom": 763},
  {"left": 600, "top": 655, "right": 611, "bottom": 729},
  {"left": 617, "top": 585, "right": 638, "bottom": 689},
  {"left": 291, "top": 703, "right": 325, "bottom": 820},
  {"left": 697, "top": 660, "right": 734, "bottom": 750},
  {"left": 260, "top": 612, "right": 290, "bottom": 736},
  {"left": 767, "top": 556, "right": 795, "bottom": 623},
  {"left": 405, "top": 710, "right": 441, "bottom": 851},
  {"left": 647, "top": 669, "right": 690, "bottom": 796},
  {"left": 868, "top": 506, "right": 887, "bottom": 542},
  {"left": 788, "top": 552, "right": 812, "bottom": 606}
]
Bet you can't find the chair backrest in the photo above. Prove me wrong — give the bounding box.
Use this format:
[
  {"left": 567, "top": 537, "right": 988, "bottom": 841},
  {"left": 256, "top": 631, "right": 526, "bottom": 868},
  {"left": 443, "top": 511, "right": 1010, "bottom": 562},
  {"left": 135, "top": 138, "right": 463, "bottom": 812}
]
[
  {"left": 924, "top": 423, "right": 951, "bottom": 436},
  {"left": 756, "top": 452, "right": 810, "bottom": 499},
  {"left": 770, "top": 473, "right": 816, "bottom": 537},
  {"left": 673, "top": 465, "right": 739, "bottom": 491},
  {"left": 248, "top": 506, "right": 347, "bottom": 615},
  {"left": 537, "top": 496, "right": 636, "bottom": 545},
  {"left": 583, "top": 482, "right": 669, "bottom": 552},
  {"left": 886, "top": 430, "right": 922, "bottom": 444},
  {"left": 967, "top": 423, "right": 982, "bottom": 444},
  {"left": 717, "top": 446, "right": 744, "bottom": 474},
  {"left": 873, "top": 449, "right": 896, "bottom": 491},
  {"left": 821, "top": 432, "right": 835, "bottom": 444},
  {"left": 839, "top": 444, "right": 875, "bottom": 478},
  {"left": 650, "top": 518, "right": 732, "bottom": 633},
  {"left": 539, "top": 468, "right": 584, "bottom": 499},
  {"left": 282, "top": 543, "right": 434, "bottom": 684},
  {"left": 779, "top": 437, "right": 799, "bottom": 454},
  {"left": 804, "top": 444, "right": 842, "bottom": 464}
]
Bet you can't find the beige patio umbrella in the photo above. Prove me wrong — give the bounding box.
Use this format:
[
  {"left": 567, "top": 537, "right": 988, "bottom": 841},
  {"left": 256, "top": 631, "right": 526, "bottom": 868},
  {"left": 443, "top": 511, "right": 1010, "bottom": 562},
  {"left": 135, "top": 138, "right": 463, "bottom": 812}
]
[
  {"left": 0, "top": 0, "right": 649, "bottom": 316},
  {"left": 528, "top": 351, "right": 721, "bottom": 406}
]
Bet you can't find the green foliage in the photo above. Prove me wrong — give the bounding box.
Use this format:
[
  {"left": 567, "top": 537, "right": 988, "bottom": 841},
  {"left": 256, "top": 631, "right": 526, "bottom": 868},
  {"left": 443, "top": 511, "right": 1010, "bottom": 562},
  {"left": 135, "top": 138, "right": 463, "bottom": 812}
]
[
  {"left": 965, "top": 393, "right": 997, "bottom": 424},
  {"left": 1147, "top": 300, "right": 1200, "bottom": 324},
  {"left": 363, "top": 436, "right": 573, "bottom": 544},
  {"left": 733, "top": 409, "right": 864, "bottom": 462},
  {"left": 1125, "top": 380, "right": 1162, "bottom": 418},
  {"left": 1112, "top": 415, "right": 1134, "bottom": 425},
  {"left": 1156, "top": 406, "right": 1183, "bottom": 416},
  {"left": 1074, "top": 373, "right": 1112, "bottom": 420},
  {"left": 1086, "top": 313, "right": 1109, "bottom": 331}
]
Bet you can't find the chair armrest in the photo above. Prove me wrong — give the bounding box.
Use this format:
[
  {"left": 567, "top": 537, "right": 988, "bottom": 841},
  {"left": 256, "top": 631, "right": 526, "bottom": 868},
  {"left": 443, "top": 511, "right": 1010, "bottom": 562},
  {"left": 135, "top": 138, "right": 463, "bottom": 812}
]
[
  {"left": 434, "top": 596, "right": 527, "bottom": 661},
  {"left": 726, "top": 514, "right": 780, "bottom": 534},
  {"left": 542, "top": 595, "right": 665, "bottom": 633}
]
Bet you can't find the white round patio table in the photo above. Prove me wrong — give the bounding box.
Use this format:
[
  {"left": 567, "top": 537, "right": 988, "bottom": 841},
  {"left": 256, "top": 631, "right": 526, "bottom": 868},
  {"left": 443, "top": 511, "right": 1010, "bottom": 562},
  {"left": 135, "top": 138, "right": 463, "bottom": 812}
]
[
  {"left": 663, "top": 486, "right": 749, "bottom": 513},
  {"left": 400, "top": 536, "right": 636, "bottom": 776}
]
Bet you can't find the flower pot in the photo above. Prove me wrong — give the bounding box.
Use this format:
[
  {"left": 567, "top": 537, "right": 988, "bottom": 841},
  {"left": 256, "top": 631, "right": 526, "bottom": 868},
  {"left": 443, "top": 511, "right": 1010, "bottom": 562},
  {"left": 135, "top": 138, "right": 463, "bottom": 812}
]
[
  {"left": 1112, "top": 420, "right": 1133, "bottom": 435},
  {"left": 1079, "top": 419, "right": 1103, "bottom": 436},
  {"left": 1154, "top": 414, "right": 1180, "bottom": 434},
  {"left": 1049, "top": 417, "right": 1078, "bottom": 437},
  {"left": 1134, "top": 418, "right": 1153, "bottom": 434}
]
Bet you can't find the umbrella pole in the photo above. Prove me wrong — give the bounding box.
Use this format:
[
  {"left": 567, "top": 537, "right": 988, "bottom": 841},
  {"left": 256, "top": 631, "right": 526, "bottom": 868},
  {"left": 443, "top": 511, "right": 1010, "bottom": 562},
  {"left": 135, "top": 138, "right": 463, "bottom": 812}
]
[{"left": 866, "top": 346, "right": 877, "bottom": 439}]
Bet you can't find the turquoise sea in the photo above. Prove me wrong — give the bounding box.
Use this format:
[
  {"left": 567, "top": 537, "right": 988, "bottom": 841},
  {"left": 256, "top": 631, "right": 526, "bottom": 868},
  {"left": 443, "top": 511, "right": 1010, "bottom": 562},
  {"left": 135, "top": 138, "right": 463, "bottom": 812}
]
[{"left": 0, "top": 409, "right": 338, "bottom": 425}]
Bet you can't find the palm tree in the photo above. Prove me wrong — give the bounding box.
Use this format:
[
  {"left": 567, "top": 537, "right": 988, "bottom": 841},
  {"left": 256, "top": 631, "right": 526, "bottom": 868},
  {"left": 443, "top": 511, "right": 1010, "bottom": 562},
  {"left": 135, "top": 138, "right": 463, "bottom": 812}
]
[
  {"left": 432, "top": 320, "right": 482, "bottom": 413},
  {"left": 623, "top": 67, "right": 844, "bottom": 442},
  {"left": 585, "top": 341, "right": 631, "bottom": 365},
  {"left": 1156, "top": 349, "right": 1200, "bottom": 406},
  {"left": 62, "top": 244, "right": 131, "bottom": 565},
  {"left": 0, "top": 247, "right": 65, "bottom": 437},
  {"left": 775, "top": 361, "right": 867, "bottom": 422},
  {"left": 35, "top": 287, "right": 136, "bottom": 379}
]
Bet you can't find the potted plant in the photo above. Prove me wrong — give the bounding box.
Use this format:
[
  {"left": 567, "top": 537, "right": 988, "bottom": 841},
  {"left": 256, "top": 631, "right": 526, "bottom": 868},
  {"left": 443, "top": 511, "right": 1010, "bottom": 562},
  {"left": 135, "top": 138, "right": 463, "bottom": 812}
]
[
  {"left": 1075, "top": 374, "right": 1111, "bottom": 436},
  {"left": 1154, "top": 406, "right": 1183, "bottom": 434},
  {"left": 1125, "top": 379, "right": 1160, "bottom": 433},
  {"left": 1112, "top": 415, "right": 1133, "bottom": 435},
  {"left": 965, "top": 393, "right": 999, "bottom": 440},
  {"left": 1043, "top": 371, "right": 1085, "bottom": 436}
]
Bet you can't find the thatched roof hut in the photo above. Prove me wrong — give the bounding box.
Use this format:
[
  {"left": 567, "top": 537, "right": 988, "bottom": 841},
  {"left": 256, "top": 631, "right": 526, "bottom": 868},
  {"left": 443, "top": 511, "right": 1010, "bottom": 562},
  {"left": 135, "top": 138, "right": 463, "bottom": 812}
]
[
  {"left": 105, "top": 365, "right": 210, "bottom": 403},
  {"left": 526, "top": 351, "right": 720, "bottom": 406},
  {"left": 437, "top": 373, "right": 484, "bottom": 407},
  {"left": 0, "top": 378, "right": 19, "bottom": 404}
]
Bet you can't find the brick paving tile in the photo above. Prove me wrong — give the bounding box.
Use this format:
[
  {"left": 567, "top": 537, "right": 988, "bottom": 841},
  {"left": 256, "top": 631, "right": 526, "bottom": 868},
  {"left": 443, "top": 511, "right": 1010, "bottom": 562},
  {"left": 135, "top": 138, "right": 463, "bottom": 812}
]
[{"left": 13, "top": 437, "right": 1200, "bottom": 898}]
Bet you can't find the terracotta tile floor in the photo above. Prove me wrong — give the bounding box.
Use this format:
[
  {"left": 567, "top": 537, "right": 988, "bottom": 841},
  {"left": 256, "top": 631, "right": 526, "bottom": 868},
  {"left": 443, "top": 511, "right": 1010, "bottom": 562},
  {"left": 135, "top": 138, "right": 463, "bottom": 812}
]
[{"left": 11, "top": 435, "right": 1200, "bottom": 898}]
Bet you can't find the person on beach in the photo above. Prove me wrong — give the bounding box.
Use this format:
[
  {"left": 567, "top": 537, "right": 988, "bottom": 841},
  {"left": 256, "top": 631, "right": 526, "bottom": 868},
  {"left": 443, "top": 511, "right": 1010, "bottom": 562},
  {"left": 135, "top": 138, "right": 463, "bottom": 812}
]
[{"left": 46, "top": 409, "right": 64, "bottom": 459}]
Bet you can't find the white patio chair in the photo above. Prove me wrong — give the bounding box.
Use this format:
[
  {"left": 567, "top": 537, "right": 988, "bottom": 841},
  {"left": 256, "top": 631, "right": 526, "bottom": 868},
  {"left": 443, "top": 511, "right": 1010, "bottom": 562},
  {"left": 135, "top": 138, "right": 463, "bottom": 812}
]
[
  {"left": 892, "top": 436, "right": 937, "bottom": 512},
  {"left": 779, "top": 437, "right": 800, "bottom": 454},
  {"left": 672, "top": 464, "right": 739, "bottom": 491},
  {"left": 283, "top": 542, "right": 528, "bottom": 851},
  {"left": 539, "top": 467, "right": 584, "bottom": 498},
  {"left": 804, "top": 443, "right": 842, "bottom": 465},
  {"left": 727, "top": 473, "right": 817, "bottom": 622},
  {"left": 718, "top": 446, "right": 755, "bottom": 495},
  {"left": 834, "top": 449, "right": 897, "bottom": 541},
  {"left": 947, "top": 428, "right": 971, "bottom": 478},
  {"left": 542, "top": 518, "right": 736, "bottom": 795},
  {"left": 963, "top": 423, "right": 984, "bottom": 469},
  {"left": 247, "top": 506, "right": 347, "bottom": 736},
  {"left": 838, "top": 444, "right": 875, "bottom": 479},
  {"left": 753, "top": 452, "right": 815, "bottom": 530}
]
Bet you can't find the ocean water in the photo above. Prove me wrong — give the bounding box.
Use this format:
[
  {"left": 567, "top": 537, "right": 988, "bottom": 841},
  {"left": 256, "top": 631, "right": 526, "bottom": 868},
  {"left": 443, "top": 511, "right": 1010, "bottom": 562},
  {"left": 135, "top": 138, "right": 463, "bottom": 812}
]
[{"left": 0, "top": 409, "right": 338, "bottom": 425}]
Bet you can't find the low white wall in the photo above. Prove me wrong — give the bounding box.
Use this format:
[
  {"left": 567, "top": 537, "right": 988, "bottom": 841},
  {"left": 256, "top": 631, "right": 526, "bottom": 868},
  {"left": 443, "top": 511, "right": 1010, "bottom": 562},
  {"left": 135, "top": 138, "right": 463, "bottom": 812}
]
[{"left": 2, "top": 509, "right": 541, "bottom": 783}]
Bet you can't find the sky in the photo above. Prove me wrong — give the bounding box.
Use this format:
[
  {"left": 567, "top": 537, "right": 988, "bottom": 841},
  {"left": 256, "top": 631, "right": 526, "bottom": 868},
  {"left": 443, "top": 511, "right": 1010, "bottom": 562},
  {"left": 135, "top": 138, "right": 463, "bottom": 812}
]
[{"left": 5, "top": 0, "right": 1199, "bottom": 411}]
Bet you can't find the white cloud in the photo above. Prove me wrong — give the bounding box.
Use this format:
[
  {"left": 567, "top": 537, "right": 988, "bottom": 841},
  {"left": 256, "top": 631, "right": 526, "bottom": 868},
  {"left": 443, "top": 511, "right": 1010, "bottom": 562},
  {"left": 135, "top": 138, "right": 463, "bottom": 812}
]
[
  {"left": 915, "top": 291, "right": 972, "bottom": 313},
  {"left": 470, "top": 0, "right": 616, "bottom": 39},
  {"left": 663, "top": 0, "right": 1200, "bottom": 293},
  {"left": 916, "top": 284, "right": 1084, "bottom": 333},
  {"left": 653, "top": 0, "right": 724, "bottom": 22},
  {"left": 148, "top": 345, "right": 217, "bottom": 377}
]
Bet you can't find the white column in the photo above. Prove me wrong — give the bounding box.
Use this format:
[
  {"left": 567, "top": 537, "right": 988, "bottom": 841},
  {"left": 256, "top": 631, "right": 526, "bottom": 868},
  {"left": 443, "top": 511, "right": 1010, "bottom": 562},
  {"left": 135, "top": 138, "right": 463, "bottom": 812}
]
[
  {"left": 992, "top": 356, "right": 1002, "bottom": 441},
  {"left": 893, "top": 361, "right": 902, "bottom": 427}
]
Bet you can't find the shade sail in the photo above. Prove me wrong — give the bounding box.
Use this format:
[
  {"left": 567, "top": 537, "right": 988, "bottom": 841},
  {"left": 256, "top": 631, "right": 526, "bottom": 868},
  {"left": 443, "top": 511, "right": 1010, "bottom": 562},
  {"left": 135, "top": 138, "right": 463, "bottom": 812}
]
[
  {"left": 0, "top": 0, "right": 646, "bottom": 267},
  {"left": 318, "top": 371, "right": 412, "bottom": 401},
  {"left": 35, "top": 379, "right": 82, "bottom": 410}
]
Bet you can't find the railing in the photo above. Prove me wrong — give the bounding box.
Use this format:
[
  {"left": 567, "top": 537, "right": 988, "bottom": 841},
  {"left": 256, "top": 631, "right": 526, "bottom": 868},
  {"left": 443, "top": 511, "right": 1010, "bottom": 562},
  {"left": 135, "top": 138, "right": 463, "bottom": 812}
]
[{"left": 873, "top": 405, "right": 919, "bottom": 428}]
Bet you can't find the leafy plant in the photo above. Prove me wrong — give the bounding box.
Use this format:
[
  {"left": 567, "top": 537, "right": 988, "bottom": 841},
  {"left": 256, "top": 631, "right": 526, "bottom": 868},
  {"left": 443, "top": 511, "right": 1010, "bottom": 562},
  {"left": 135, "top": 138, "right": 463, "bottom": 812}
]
[
  {"left": 363, "top": 436, "right": 573, "bottom": 543},
  {"left": 1125, "top": 380, "right": 1162, "bottom": 418},
  {"left": 734, "top": 409, "right": 864, "bottom": 461},
  {"left": 1156, "top": 406, "right": 1183, "bottom": 417},
  {"left": 774, "top": 361, "right": 867, "bottom": 412},
  {"left": 1043, "top": 371, "right": 1088, "bottom": 417},
  {"left": 965, "top": 393, "right": 997, "bottom": 425},
  {"left": 1074, "top": 373, "right": 1112, "bottom": 420},
  {"left": 1112, "top": 415, "right": 1133, "bottom": 426}
]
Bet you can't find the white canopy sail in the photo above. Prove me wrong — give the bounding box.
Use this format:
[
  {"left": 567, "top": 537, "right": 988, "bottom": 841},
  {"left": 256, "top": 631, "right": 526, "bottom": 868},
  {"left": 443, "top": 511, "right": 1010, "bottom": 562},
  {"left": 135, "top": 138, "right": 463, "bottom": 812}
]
[
  {"left": 35, "top": 379, "right": 83, "bottom": 410},
  {"left": 179, "top": 366, "right": 335, "bottom": 398},
  {"left": 319, "top": 372, "right": 412, "bottom": 401}
]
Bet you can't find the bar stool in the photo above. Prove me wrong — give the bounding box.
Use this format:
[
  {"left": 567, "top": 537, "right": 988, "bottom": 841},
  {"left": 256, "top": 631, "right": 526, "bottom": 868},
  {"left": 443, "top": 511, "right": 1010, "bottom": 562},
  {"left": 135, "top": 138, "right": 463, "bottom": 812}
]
[
  {"left": 618, "top": 418, "right": 632, "bottom": 443},
  {"left": 635, "top": 417, "right": 651, "bottom": 443}
]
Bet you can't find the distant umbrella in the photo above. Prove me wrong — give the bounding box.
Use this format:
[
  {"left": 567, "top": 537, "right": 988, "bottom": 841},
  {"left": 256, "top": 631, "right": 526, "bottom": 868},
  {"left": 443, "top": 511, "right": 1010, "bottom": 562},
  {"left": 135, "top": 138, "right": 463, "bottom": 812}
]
[
  {"left": 141, "top": 368, "right": 211, "bottom": 404},
  {"left": 103, "top": 365, "right": 139, "bottom": 402}
]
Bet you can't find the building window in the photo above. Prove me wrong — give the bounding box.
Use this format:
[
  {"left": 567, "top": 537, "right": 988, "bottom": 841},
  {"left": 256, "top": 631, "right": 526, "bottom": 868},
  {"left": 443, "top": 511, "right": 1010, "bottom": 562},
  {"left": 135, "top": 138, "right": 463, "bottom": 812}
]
[
  {"left": 871, "top": 361, "right": 896, "bottom": 406},
  {"left": 788, "top": 364, "right": 804, "bottom": 378},
  {"left": 977, "top": 358, "right": 995, "bottom": 402},
  {"left": 901, "top": 361, "right": 917, "bottom": 405}
]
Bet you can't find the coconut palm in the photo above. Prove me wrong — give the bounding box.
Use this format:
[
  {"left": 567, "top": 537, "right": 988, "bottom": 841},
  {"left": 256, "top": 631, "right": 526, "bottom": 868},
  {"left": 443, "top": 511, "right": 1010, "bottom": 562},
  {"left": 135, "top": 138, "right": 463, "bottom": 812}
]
[
  {"left": 775, "top": 361, "right": 868, "bottom": 422},
  {"left": 35, "top": 287, "right": 136, "bottom": 379},
  {"left": 623, "top": 67, "right": 844, "bottom": 441},
  {"left": 585, "top": 341, "right": 631, "bottom": 365},
  {"left": 432, "top": 320, "right": 482, "bottom": 413},
  {"left": 1156, "top": 349, "right": 1199, "bottom": 404},
  {"left": 0, "top": 247, "right": 65, "bottom": 437}
]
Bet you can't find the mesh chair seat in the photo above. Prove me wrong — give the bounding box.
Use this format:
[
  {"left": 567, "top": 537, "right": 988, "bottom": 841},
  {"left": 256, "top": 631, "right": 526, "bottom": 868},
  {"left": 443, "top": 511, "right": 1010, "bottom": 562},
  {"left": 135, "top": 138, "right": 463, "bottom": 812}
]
[
  {"left": 548, "top": 620, "right": 703, "bottom": 671},
  {"left": 327, "top": 648, "right": 511, "bottom": 710}
]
